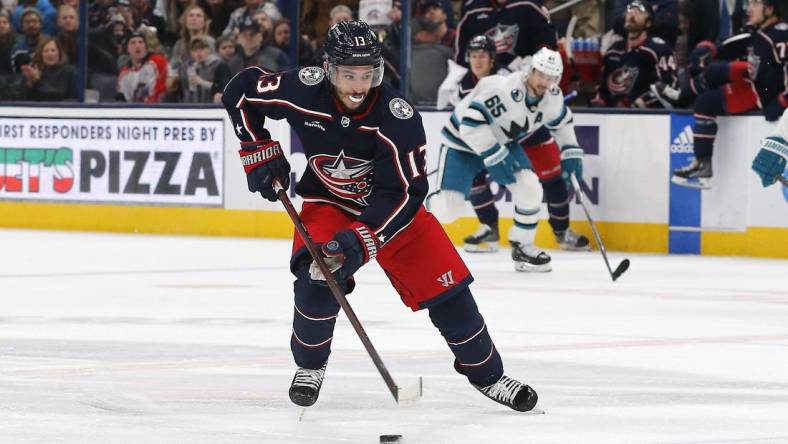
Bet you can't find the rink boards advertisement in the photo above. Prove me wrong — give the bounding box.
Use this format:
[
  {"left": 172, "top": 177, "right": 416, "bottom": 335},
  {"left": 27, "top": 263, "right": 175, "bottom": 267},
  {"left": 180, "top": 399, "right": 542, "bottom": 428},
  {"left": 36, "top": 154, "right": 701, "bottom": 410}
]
[
  {"left": 0, "top": 106, "right": 786, "bottom": 258},
  {"left": 0, "top": 117, "right": 224, "bottom": 206}
]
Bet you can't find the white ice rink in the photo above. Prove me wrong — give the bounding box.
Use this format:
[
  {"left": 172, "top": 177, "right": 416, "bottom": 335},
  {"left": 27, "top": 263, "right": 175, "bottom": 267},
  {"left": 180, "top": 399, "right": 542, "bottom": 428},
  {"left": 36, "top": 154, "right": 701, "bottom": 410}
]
[{"left": 1, "top": 228, "right": 787, "bottom": 443}]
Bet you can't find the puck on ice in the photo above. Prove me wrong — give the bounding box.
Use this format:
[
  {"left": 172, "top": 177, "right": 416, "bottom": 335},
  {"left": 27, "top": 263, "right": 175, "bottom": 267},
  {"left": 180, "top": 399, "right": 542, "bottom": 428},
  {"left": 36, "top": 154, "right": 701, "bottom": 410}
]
[{"left": 379, "top": 435, "right": 403, "bottom": 443}]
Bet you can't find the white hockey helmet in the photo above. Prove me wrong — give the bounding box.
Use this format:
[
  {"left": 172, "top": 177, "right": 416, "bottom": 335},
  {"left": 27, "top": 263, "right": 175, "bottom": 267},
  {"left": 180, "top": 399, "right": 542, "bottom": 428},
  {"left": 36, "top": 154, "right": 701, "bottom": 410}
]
[{"left": 531, "top": 47, "right": 563, "bottom": 79}]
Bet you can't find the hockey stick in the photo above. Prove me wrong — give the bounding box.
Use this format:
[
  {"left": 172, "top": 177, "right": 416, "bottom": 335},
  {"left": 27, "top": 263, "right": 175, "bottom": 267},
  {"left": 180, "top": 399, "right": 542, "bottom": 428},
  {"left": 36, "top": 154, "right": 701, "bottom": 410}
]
[
  {"left": 569, "top": 174, "right": 630, "bottom": 282},
  {"left": 779, "top": 175, "right": 788, "bottom": 186},
  {"left": 274, "top": 182, "right": 422, "bottom": 404}
]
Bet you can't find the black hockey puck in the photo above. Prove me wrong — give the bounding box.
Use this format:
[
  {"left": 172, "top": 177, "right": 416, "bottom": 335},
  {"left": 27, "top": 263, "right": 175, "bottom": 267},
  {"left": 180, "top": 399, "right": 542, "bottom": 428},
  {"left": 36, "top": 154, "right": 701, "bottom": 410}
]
[{"left": 379, "top": 435, "right": 403, "bottom": 443}]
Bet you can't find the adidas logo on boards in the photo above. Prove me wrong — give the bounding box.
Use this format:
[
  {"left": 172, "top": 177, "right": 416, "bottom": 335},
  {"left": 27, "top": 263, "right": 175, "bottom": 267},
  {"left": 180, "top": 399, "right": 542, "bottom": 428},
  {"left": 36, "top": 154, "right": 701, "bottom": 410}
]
[{"left": 670, "top": 125, "right": 694, "bottom": 153}]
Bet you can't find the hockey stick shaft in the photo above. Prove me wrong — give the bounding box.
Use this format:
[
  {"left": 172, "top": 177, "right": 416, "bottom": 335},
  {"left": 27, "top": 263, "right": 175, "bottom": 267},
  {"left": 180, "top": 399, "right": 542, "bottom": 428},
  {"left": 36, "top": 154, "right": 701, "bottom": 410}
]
[
  {"left": 569, "top": 174, "right": 615, "bottom": 276},
  {"left": 274, "top": 183, "right": 401, "bottom": 402},
  {"left": 779, "top": 175, "right": 788, "bottom": 186}
]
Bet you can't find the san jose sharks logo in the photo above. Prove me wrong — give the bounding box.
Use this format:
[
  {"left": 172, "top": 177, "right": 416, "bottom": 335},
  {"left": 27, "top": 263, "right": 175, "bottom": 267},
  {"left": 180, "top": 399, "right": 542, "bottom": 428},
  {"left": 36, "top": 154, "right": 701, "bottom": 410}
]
[
  {"left": 309, "top": 150, "right": 374, "bottom": 205},
  {"left": 501, "top": 117, "right": 530, "bottom": 141}
]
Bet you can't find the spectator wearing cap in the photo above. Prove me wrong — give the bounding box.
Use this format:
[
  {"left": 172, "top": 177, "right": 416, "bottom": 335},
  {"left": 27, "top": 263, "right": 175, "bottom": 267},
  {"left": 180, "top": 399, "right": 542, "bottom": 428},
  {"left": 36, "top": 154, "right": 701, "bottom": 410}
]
[
  {"left": 223, "top": 0, "right": 282, "bottom": 37},
  {"left": 12, "top": 0, "right": 57, "bottom": 36},
  {"left": 409, "top": 16, "right": 453, "bottom": 105},
  {"left": 12, "top": 7, "right": 49, "bottom": 57},
  {"left": 178, "top": 36, "right": 231, "bottom": 104},
  {"left": 227, "top": 15, "right": 289, "bottom": 75},
  {"left": 0, "top": 9, "right": 20, "bottom": 83},
  {"left": 14, "top": 36, "right": 76, "bottom": 101},
  {"left": 55, "top": 4, "right": 78, "bottom": 64},
  {"left": 116, "top": 32, "right": 169, "bottom": 102},
  {"left": 422, "top": 0, "right": 455, "bottom": 51}
]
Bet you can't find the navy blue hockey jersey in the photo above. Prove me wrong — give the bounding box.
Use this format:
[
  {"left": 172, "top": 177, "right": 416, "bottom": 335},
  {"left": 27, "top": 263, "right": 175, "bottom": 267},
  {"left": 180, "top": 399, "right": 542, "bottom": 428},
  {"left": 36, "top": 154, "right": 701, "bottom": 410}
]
[
  {"left": 596, "top": 35, "right": 677, "bottom": 107},
  {"left": 748, "top": 21, "right": 788, "bottom": 118},
  {"left": 455, "top": 0, "right": 557, "bottom": 68},
  {"left": 224, "top": 66, "right": 428, "bottom": 244}
]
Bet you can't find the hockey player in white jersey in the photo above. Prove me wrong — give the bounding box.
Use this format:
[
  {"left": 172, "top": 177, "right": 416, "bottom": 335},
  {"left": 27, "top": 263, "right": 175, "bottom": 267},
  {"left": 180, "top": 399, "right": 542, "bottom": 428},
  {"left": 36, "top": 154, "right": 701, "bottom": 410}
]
[
  {"left": 427, "top": 47, "right": 584, "bottom": 272},
  {"left": 752, "top": 107, "right": 788, "bottom": 187}
]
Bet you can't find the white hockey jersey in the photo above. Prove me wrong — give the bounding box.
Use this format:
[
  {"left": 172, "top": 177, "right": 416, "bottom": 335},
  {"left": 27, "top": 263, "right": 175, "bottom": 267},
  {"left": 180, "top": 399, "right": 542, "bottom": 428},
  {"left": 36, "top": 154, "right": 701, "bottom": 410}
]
[{"left": 441, "top": 71, "right": 578, "bottom": 155}]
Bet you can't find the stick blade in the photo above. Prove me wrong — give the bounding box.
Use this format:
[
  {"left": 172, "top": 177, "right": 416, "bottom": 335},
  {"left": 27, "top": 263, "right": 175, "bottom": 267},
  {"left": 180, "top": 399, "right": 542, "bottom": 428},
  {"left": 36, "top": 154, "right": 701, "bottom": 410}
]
[
  {"left": 612, "top": 259, "right": 630, "bottom": 281},
  {"left": 395, "top": 377, "right": 423, "bottom": 405}
]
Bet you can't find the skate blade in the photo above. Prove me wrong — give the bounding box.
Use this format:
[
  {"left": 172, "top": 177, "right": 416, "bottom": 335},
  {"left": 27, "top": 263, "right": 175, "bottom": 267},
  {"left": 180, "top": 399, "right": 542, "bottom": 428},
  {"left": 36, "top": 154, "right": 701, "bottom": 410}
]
[
  {"left": 559, "top": 244, "right": 591, "bottom": 252},
  {"left": 670, "top": 175, "right": 711, "bottom": 189},
  {"left": 463, "top": 242, "right": 500, "bottom": 253},
  {"left": 395, "top": 377, "right": 423, "bottom": 405},
  {"left": 514, "top": 262, "right": 552, "bottom": 273}
]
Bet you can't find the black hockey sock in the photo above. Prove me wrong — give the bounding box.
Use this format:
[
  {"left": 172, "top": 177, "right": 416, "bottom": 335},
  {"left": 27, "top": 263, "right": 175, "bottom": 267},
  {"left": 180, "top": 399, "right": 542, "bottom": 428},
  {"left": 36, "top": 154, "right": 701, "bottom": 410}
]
[
  {"left": 428, "top": 288, "right": 503, "bottom": 387},
  {"left": 693, "top": 117, "right": 717, "bottom": 159},
  {"left": 542, "top": 176, "right": 570, "bottom": 234},
  {"left": 290, "top": 264, "right": 340, "bottom": 369},
  {"left": 469, "top": 174, "right": 498, "bottom": 228}
]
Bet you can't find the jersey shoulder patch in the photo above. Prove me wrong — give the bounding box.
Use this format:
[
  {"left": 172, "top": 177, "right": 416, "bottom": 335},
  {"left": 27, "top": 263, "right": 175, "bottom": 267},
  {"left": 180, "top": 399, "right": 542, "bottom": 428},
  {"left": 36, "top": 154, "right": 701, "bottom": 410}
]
[
  {"left": 776, "top": 22, "right": 788, "bottom": 31},
  {"left": 650, "top": 36, "right": 666, "bottom": 45},
  {"left": 389, "top": 97, "right": 414, "bottom": 120},
  {"left": 298, "top": 66, "right": 325, "bottom": 86},
  {"left": 548, "top": 84, "right": 561, "bottom": 96}
]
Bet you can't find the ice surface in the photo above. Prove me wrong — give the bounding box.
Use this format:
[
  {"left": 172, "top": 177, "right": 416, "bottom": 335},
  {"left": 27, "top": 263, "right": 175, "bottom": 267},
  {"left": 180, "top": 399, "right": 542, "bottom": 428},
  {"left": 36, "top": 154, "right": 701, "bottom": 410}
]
[{"left": 1, "top": 229, "right": 787, "bottom": 443}]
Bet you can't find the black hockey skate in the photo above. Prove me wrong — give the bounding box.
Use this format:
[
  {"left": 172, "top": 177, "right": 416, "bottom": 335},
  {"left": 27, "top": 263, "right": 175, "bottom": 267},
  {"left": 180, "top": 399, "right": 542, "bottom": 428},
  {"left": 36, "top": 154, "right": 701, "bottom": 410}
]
[
  {"left": 288, "top": 363, "right": 326, "bottom": 407},
  {"left": 510, "top": 241, "right": 551, "bottom": 272},
  {"left": 472, "top": 375, "right": 539, "bottom": 412},
  {"left": 463, "top": 224, "right": 500, "bottom": 253},
  {"left": 671, "top": 158, "right": 712, "bottom": 189},
  {"left": 555, "top": 229, "right": 591, "bottom": 251}
]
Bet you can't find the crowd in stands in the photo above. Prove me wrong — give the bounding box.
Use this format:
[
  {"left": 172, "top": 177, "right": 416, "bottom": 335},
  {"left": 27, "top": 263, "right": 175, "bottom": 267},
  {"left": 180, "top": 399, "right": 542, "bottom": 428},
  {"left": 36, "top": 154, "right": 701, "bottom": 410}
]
[{"left": 0, "top": 0, "right": 785, "bottom": 119}]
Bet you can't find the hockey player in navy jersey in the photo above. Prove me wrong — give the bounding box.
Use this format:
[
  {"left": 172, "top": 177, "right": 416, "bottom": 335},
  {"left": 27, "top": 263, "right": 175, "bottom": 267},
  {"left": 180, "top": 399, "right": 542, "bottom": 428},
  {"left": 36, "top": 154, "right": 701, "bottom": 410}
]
[
  {"left": 222, "top": 21, "right": 538, "bottom": 412},
  {"left": 455, "top": 0, "right": 558, "bottom": 71},
  {"left": 593, "top": 0, "right": 678, "bottom": 108},
  {"left": 672, "top": 0, "right": 788, "bottom": 189},
  {"left": 428, "top": 47, "right": 586, "bottom": 272}
]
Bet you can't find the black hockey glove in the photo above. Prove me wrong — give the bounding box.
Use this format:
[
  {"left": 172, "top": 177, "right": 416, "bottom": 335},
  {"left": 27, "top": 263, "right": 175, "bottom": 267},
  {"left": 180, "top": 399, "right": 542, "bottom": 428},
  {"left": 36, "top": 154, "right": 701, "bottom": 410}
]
[
  {"left": 309, "top": 222, "right": 380, "bottom": 285},
  {"left": 238, "top": 139, "right": 290, "bottom": 202}
]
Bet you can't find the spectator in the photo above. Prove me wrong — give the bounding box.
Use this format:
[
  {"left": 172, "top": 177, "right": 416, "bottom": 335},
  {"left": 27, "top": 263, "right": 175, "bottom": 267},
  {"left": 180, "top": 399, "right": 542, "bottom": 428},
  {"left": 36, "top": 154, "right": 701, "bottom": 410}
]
[
  {"left": 170, "top": 5, "right": 215, "bottom": 73},
  {"left": 687, "top": 0, "right": 746, "bottom": 49},
  {"left": 12, "top": 8, "right": 48, "bottom": 56},
  {"left": 216, "top": 35, "right": 237, "bottom": 63},
  {"left": 55, "top": 3, "right": 78, "bottom": 64},
  {"left": 116, "top": 31, "right": 168, "bottom": 102},
  {"left": 12, "top": 0, "right": 57, "bottom": 36},
  {"left": 224, "top": 0, "right": 281, "bottom": 37},
  {"left": 416, "top": 0, "right": 454, "bottom": 28},
  {"left": 422, "top": 0, "right": 455, "bottom": 50},
  {"left": 593, "top": 0, "right": 678, "bottom": 108},
  {"left": 127, "top": 0, "right": 167, "bottom": 41},
  {"left": 272, "top": 19, "right": 316, "bottom": 67},
  {"left": 301, "top": 1, "right": 357, "bottom": 43},
  {"left": 381, "top": 0, "right": 402, "bottom": 87},
  {"left": 0, "top": 9, "right": 20, "bottom": 83},
  {"left": 311, "top": 4, "right": 356, "bottom": 66},
  {"left": 178, "top": 36, "right": 231, "bottom": 103},
  {"left": 253, "top": 2, "right": 282, "bottom": 39},
  {"left": 409, "top": 16, "right": 452, "bottom": 105},
  {"left": 204, "top": 0, "right": 235, "bottom": 38},
  {"left": 15, "top": 36, "right": 77, "bottom": 101},
  {"left": 227, "top": 15, "right": 288, "bottom": 74}
]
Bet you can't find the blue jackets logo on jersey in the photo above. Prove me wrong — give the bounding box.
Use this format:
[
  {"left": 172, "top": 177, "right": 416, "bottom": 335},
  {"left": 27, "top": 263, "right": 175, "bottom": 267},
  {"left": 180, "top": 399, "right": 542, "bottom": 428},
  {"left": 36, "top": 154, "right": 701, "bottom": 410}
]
[
  {"left": 486, "top": 24, "right": 519, "bottom": 56},
  {"left": 309, "top": 150, "right": 375, "bottom": 204},
  {"left": 608, "top": 67, "right": 639, "bottom": 95}
]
